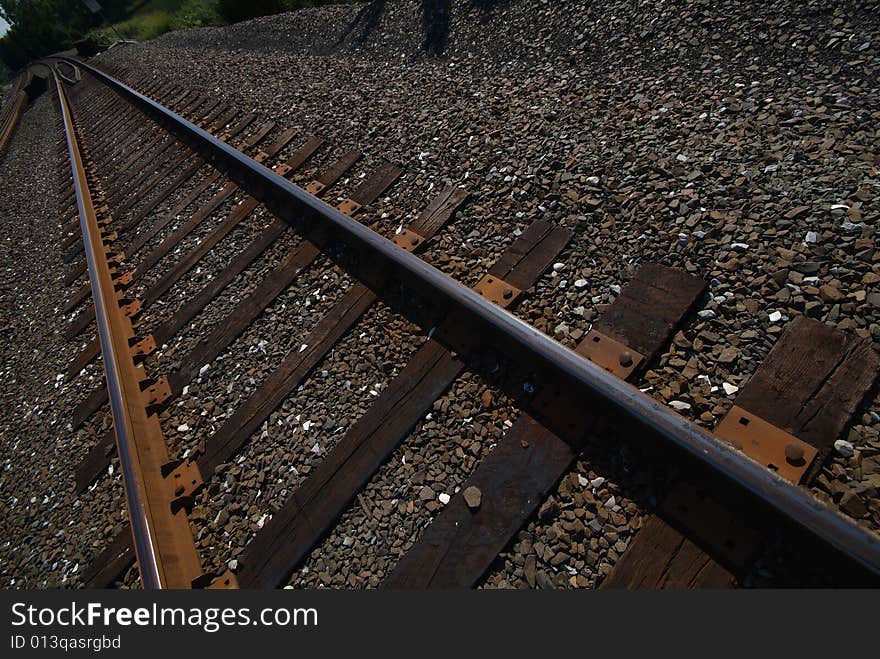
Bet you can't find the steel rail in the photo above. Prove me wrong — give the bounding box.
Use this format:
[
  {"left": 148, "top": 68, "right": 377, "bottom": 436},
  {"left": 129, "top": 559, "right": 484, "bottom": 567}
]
[
  {"left": 62, "top": 57, "right": 880, "bottom": 577},
  {"left": 0, "top": 85, "right": 27, "bottom": 155},
  {"left": 54, "top": 69, "right": 202, "bottom": 589}
]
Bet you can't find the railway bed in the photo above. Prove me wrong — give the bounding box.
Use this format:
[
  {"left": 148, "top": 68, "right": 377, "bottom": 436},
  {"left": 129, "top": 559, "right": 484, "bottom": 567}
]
[{"left": 12, "top": 55, "right": 880, "bottom": 588}]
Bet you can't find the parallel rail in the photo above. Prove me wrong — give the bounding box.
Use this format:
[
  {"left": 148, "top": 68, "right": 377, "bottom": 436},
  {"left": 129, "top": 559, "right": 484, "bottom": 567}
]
[
  {"left": 54, "top": 68, "right": 203, "bottom": 588},
  {"left": 56, "top": 56, "right": 880, "bottom": 581},
  {"left": 0, "top": 70, "right": 31, "bottom": 156}
]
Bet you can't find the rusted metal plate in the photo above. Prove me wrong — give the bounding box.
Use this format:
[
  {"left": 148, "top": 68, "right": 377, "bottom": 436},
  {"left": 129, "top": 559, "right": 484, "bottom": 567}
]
[
  {"left": 129, "top": 334, "right": 156, "bottom": 360},
  {"left": 119, "top": 299, "right": 141, "bottom": 318},
  {"left": 731, "top": 316, "right": 880, "bottom": 483},
  {"left": 575, "top": 329, "right": 644, "bottom": 380},
  {"left": 304, "top": 180, "right": 325, "bottom": 195},
  {"left": 337, "top": 198, "right": 362, "bottom": 216},
  {"left": 392, "top": 227, "right": 425, "bottom": 252},
  {"left": 473, "top": 274, "right": 521, "bottom": 308},
  {"left": 141, "top": 376, "right": 171, "bottom": 411},
  {"left": 165, "top": 459, "right": 204, "bottom": 503},
  {"left": 204, "top": 571, "right": 238, "bottom": 589},
  {"left": 715, "top": 406, "right": 817, "bottom": 484}
]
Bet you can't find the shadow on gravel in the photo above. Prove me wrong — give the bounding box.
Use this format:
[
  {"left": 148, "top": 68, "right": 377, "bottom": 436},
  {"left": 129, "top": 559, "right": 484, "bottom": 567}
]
[
  {"left": 421, "top": 0, "right": 511, "bottom": 54},
  {"left": 421, "top": 0, "right": 451, "bottom": 55},
  {"left": 336, "top": 0, "right": 512, "bottom": 56},
  {"left": 333, "top": 0, "right": 388, "bottom": 50}
]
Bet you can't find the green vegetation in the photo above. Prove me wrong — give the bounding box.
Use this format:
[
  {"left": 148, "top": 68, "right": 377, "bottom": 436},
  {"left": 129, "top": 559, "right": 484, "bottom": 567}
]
[
  {"left": 86, "top": 0, "right": 222, "bottom": 44},
  {"left": 0, "top": 0, "right": 356, "bottom": 75}
]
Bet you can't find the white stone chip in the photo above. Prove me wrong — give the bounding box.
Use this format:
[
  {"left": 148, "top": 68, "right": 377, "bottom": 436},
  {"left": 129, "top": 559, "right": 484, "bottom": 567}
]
[{"left": 834, "top": 439, "right": 855, "bottom": 458}]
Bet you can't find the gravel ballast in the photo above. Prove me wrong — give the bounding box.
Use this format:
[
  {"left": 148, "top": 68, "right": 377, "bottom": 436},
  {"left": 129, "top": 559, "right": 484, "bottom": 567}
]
[{"left": 2, "top": 0, "right": 879, "bottom": 588}]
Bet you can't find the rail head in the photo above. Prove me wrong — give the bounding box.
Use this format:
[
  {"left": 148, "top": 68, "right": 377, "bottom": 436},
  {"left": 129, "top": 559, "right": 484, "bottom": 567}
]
[{"left": 54, "top": 70, "right": 202, "bottom": 589}]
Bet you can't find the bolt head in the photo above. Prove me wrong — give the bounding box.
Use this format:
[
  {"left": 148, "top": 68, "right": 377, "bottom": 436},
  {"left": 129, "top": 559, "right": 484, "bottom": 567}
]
[
  {"left": 619, "top": 351, "right": 633, "bottom": 367},
  {"left": 785, "top": 443, "right": 805, "bottom": 464}
]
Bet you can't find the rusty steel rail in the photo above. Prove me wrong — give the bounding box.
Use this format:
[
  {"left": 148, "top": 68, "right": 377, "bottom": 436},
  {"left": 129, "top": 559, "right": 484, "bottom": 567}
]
[
  {"left": 54, "top": 69, "right": 203, "bottom": 589},
  {"left": 60, "top": 57, "right": 880, "bottom": 578},
  {"left": 0, "top": 80, "right": 28, "bottom": 156}
]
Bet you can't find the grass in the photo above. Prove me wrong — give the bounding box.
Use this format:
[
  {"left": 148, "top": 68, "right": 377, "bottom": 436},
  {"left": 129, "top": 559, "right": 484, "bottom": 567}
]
[
  {"left": 87, "top": 0, "right": 222, "bottom": 44},
  {"left": 84, "top": 0, "right": 349, "bottom": 45}
]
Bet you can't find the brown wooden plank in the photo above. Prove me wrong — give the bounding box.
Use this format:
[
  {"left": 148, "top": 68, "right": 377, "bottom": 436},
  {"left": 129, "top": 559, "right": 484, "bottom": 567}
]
[
  {"left": 142, "top": 197, "right": 262, "bottom": 309},
  {"left": 237, "top": 340, "right": 465, "bottom": 588},
  {"left": 63, "top": 282, "right": 90, "bottom": 314},
  {"left": 116, "top": 149, "right": 194, "bottom": 214},
  {"left": 236, "top": 221, "right": 569, "bottom": 588},
  {"left": 733, "top": 315, "right": 879, "bottom": 464},
  {"left": 80, "top": 528, "right": 134, "bottom": 589},
  {"left": 122, "top": 171, "right": 224, "bottom": 252},
  {"left": 71, "top": 243, "right": 322, "bottom": 430},
  {"left": 600, "top": 515, "right": 736, "bottom": 589},
  {"left": 604, "top": 316, "right": 878, "bottom": 589},
  {"left": 196, "top": 189, "right": 470, "bottom": 477},
  {"left": 350, "top": 162, "right": 402, "bottom": 205},
  {"left": 488, "top": 221, "right": 572, "bottom": 291},
  {"left": 130, "top": 129, "right": 296, "bottom": 282},
  {"left": 73, "top": 188, "right": 467, "bottom": 491},
  {"left": 199, "top": 283, "right": 375, "bottom": 477},
  {"left": 386, "top": 262, "right": 706, "bottom": 589},
  {"left": 139, "top": 144, "right": 344, "bottom": 317},
  {"left": 102, "top": 94, "right": 203, "bottom": 177},
  {"left": 593, "top": 263, "right": 709, "bottom": 358},
  {"left": 121, "top": 159, "right": 205, "bottom": 242},
  {"left": 63, "top": 239, "right": 83, "bottom": 263},
  {"left": 168, "top": 244, "right": 321, "bottom": 394},
  {"left": 107, "top": 137, "right": 179, "bottom": 196},
  {"left": 408, "top": 186, "right": 470, "bottom": 240},
  {"left": 74, "top": 430, "right": 116, "bottom": 493},
  {"left": 65, "top": 122, "right": 275, "bottom": 339},
  {"left": 127, "top": 109, "right": 268, "bottom": 233},
  {"left": 63, "top": 261, "right": 86, "bottom": 288},
  {"left": 314, "top": 150, "right": 361, "bottom": 189},
  {"left": 150, "top": 222, "right": 286, "bottom": 347},
  {"left": 130, "top": 180, "right": 240, "bottom": 281},
  {"left": 117, "top": 114, "right": 261, "bottom": 243},
  {"left": 68, "top": 143, "right": 332, "bottom": 427},
  {"left": 383, "top": 415, "right": 575, "bottom": 588}
]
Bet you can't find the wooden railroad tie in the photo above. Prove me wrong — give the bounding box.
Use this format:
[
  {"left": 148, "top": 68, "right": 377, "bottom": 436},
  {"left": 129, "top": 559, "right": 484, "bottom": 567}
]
[
  {"left": 383, "top": 263, "right": 707, "bottom": 588},
  {"left": 77, "top": 160, "right": 443, "bottom": 587},
  {"left": 603, "top": 315, "right": 879, "bottom": 589},
  {"left": 234, "top": 219, "right": 572, "bottom": 588}
]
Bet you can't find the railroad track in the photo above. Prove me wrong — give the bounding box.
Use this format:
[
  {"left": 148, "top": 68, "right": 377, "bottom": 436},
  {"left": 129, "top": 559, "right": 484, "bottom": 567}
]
[
  {"left": 0, "top": 69, "right": 41, "bottom": 156},
  {"left": 45, "top": 56, "right": 880, "bottom": 589}
]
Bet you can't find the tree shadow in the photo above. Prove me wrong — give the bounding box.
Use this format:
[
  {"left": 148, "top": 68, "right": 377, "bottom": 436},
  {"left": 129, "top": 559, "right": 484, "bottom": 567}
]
[
  {"left": 421, "top": 0, "right": 450, "bottom": 55},
  {"left": 333, "top": 0, "right": 387, "bottom": 50},
  {"left": 421, "top": 0, "right": 511, "bottom": 55}
]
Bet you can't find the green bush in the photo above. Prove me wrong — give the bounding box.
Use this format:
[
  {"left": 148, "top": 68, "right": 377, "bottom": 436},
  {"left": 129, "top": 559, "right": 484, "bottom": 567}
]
[{"left": 169, "top": 0, "right": 221, "bottom": 30}]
